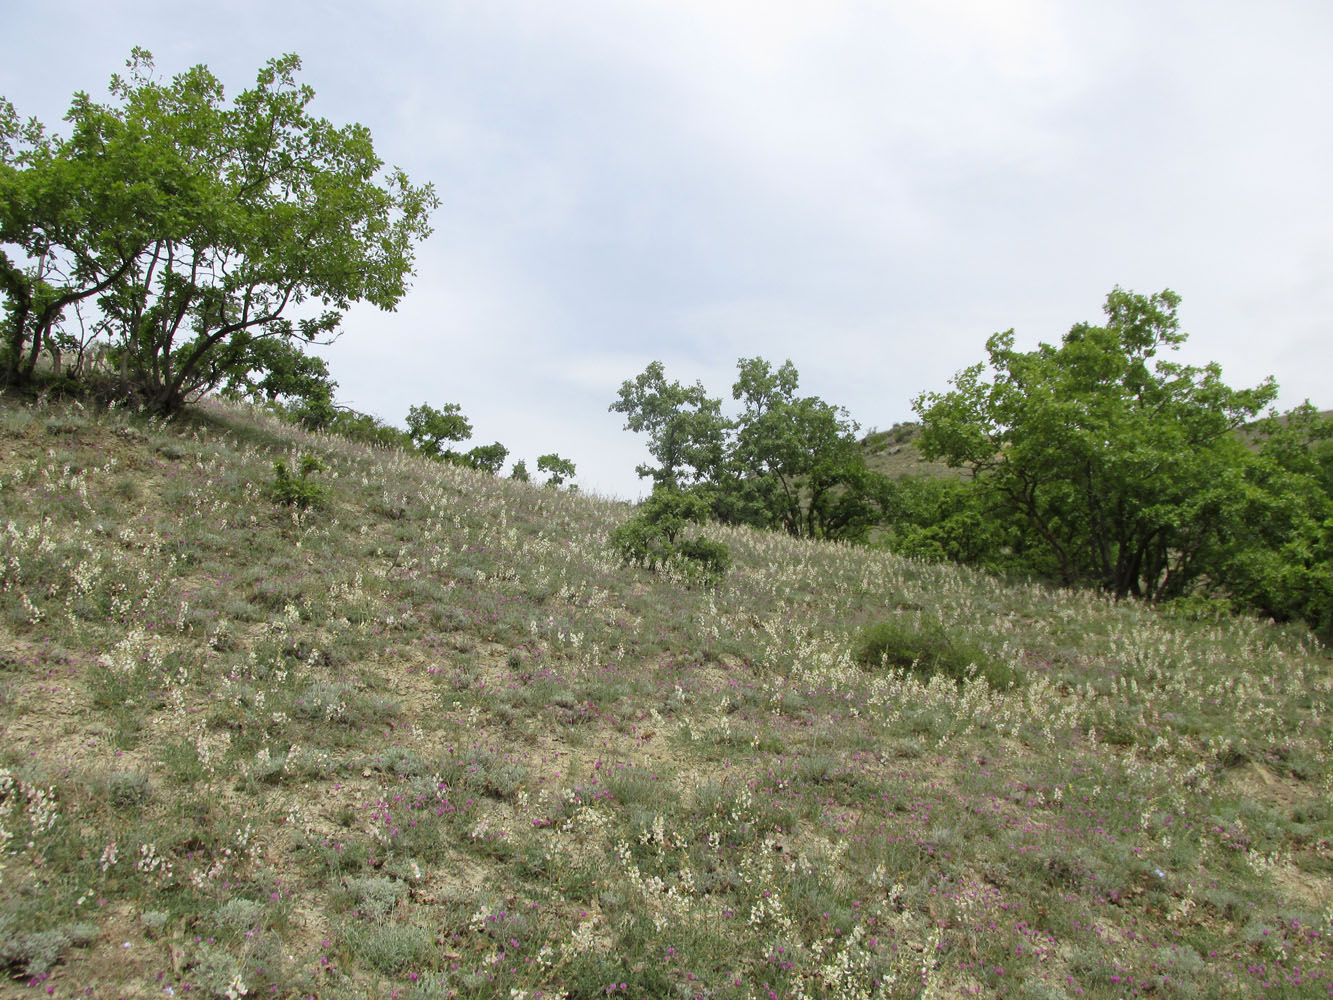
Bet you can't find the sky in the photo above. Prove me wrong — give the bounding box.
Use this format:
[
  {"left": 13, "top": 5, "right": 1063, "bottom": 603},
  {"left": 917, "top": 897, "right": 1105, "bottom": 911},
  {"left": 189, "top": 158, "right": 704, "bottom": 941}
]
[{"left": 4, "top": 1, "right": 1331, "bottom": 498}]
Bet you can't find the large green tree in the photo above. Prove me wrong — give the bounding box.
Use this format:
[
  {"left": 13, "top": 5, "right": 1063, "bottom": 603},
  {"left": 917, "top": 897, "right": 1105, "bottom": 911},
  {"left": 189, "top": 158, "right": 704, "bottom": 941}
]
[
  {"left": 1219, "top": 405, "right": 1333, "bottom": 634},
  {"left": 729, "top": 357, "right": 884, "bottom": 540},
  {"left": 0, "top": 49, "right": 437, "bottom": 411},
  {"left": 914, "top": 288, "right": 1277, "bottom": 599},
  {"left": 611, "top": 357, "right": 885, "bottom": 541},
  {"left": 609, "top": 361, "right": 731, "bottom": 490},
  {"left": 0, "top": 84, "right": 157, "bottom": 383}
]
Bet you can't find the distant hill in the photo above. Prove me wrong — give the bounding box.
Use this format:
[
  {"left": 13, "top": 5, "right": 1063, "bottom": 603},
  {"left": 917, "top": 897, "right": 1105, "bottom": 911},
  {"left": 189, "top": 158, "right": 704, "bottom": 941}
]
[
  {"left": 859, "top": 421, "right": 963, "bottom": 480},
  {"left": 865, "top": 409, "right": 1333, "bottom": 478}
]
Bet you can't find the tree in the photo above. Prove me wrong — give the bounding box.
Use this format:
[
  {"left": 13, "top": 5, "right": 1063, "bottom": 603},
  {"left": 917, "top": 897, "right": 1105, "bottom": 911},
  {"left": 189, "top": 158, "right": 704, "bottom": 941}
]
[
  {"left": 914, "top": 287, "right": 1277, "bottom": 599},
  {"left": 730, "top": 357, "right": 885, "bottom": 540},
  {"left": 537, "top": 453, "right": 576, "bottom": 488},
  {"left": 609, "top": 361, "right": 731, "bottom": 489},
  {"left": 459, "top": 442, "right": 508, "bottom": 475},
  {"left": 609, "top": 357, "right": 885, "bottom": 540},
  {"left": 509, "top": 459, "right": 531, "bottom": 482},
  {"left": 1216, "top": 405, "right": 1333, "bottom": 635},
  {"left": 405, "top": 402, "right": 472, "bottom": 458},
  {"left": 0, "top": 49, "right": 437, "bottom": 410}
]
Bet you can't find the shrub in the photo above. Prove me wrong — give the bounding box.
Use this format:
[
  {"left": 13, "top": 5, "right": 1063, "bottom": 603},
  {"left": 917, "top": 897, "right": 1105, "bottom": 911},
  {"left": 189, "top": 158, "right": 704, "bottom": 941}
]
[
  {"left": 0, "top": 912, "right": 98, "bottom": 978},
  {"left": 854, "top": 616, "right": 1017, "bottom": 689},
  {"left": 610, "top": 488, "right": 729, "bottom": 582},
  {"left": 269, "top": 453, "right": 327, "bottom": 510},
  {"left": 676, "top": 536, "right": 731, "bottom": 578},
  {"left": 341, "top": 876, "right": 407, "bottom": 923},
  {"left": 105, "top": 769, "right": 153, "bottom": 809}
]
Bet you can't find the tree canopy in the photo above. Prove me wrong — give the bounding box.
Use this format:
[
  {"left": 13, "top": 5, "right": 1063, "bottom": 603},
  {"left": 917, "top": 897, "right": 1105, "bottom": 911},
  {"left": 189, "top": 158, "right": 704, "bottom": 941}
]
[
  {"left": 608, "top": 361, "right": 730, "bottom": 491},
  {"left": 537, "top": 453, "right": 577, "bottom": 488},
  {"left": 611, "top": 358, "right": 885, "bottom": 541},
  {"left": 0, "top": 49, "right": 438, "bottom": 411},
  {"left": 914, "top": 287, "right": 1279, "bottom": 600}
]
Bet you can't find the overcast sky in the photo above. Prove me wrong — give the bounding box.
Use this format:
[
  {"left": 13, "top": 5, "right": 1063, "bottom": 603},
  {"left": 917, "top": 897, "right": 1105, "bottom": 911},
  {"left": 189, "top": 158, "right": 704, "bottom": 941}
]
[{"left": 4, "top": 1, "right": 1330, "bottom": 497}]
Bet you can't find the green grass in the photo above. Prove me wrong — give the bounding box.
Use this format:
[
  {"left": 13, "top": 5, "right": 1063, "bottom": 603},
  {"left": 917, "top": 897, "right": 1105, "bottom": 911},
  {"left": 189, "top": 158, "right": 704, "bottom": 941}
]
[{"left": 0, "top": 390, "right": 1329, "bottom": 997}]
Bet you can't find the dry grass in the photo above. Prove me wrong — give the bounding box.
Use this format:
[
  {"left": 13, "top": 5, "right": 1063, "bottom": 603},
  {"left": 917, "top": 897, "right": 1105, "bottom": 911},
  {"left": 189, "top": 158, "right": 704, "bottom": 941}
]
[{"left": 0, "top": 392, "right": 1329, "bottom": 998}]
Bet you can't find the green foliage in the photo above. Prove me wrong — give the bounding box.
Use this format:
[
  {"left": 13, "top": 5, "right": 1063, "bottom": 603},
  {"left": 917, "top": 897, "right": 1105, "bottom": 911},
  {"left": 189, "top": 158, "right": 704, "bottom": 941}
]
[
  {"left": 880, "top": 475, "right": 1040, "bottom": 573},
  {"left": 674, "top": 535, "right": 732, "bottom": 577},
  {"left": 915, "top": 287, "right": 1278, "bottom": 600},
  {"left": 315, "top": 406, "right": 411, "bottom": 449},
  {"left": 611, "top": 357, "right": 887, "bottom": 541},
  {"left": 458, "top": 441, "right": 508, "bottom": 475},
  {"left": 1217, "top": 405, "right": 1333, "bottom": 636},
  {"left": 854, "top": 617, "right": 1017, "bottom": 689},
  {"left": 509, "top": 458, "right": 530, "bottom": 482},
  {"left": 609, "top": 360, "right": 731, "bottom": 489},
  {"left": 269, "top": 453, "right": 327, "bottom": 510},
  {"left": 610, "top": 487, "right": 730, "bottom": 580},
  {"left": 405, "top": 402, "right": 472, "bottom": 458},
  {"left": 405, "top": 403, "right": 514, "bottom": 476},
  {"left": 537, "top": 452, "right": 576, "bottom": 488},
  {"left": 0, "top": 49, "right": 438, "bottom": 411},
  {"left": 222, "top": 337, "right": 338, "bottom": 426},
  {"left": 904, "top": 288, "right": 1333, "bottom": 634},
  {"left": 728, "top": 357, "right": 886, "bottom": 540}
]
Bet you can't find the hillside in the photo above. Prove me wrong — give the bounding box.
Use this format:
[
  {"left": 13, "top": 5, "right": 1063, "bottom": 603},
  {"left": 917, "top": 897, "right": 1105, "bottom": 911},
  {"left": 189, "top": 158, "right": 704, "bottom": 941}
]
[
  {"left": 860, "top": 423, "right": 961, "bottom": 481},
  {"left": 0, "top": 394, "right": 1330, "bottom": 998},
  {"left": 862, "top": 411, "right": 1333, "bottom": 482}
]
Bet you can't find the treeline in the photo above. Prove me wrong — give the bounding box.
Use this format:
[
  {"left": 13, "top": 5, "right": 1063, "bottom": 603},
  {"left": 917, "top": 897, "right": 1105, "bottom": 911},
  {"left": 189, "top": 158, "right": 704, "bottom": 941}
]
[
  {"left": 613, "top": 289, "right": 1333, "bottom": 639},
  {"left": 3, "top": 55, "right": 1326, "bottom": 636},
  {"left": 269, "top": 381, "right": 576, "bottom": 487},
  {"left": 610, "top": 357, "right": 888, "bottom": 542}
]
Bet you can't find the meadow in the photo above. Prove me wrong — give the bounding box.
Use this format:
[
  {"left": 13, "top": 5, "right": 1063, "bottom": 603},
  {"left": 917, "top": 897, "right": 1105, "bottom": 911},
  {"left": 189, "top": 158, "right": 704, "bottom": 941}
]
[{"left": 0, "top": 393, "right": 1328, "bottom": 999}]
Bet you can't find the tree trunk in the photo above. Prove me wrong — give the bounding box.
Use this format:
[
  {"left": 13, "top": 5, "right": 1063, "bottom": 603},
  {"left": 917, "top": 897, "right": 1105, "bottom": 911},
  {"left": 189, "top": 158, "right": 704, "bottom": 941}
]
[{"left": 20, "top": 318, "right": 47, "bottom": 379}]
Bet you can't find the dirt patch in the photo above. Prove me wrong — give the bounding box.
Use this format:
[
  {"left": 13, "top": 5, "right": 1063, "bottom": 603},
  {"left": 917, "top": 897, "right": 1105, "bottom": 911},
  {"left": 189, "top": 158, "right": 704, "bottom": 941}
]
[
  {"left": 1271, "top": 858, "right": 1333, "bottom": 909},
  {"left": 1228, "top": 761, "right": 1317, "bottom": 814}
]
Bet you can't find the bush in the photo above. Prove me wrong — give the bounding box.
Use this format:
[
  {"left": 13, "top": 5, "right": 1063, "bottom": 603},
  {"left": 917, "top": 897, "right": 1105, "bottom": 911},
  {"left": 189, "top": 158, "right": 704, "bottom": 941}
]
[
  {"left": 105, "top": 769, "right": 153, "bottom": 809},
  {"left": 269, "top": 453, "right": 327, "bottom": 510},
  {"left": 676, "top": 537, "right": 731, "bottom": 578},
  {"left": 610, "top": 488, "right": 729, "bottom": 582},
  {"left": 0, "top": 912, "right": 98, "bottom": 978},
  {"left": 854, "top": 617, "right": 1017, "bottom": 689}
]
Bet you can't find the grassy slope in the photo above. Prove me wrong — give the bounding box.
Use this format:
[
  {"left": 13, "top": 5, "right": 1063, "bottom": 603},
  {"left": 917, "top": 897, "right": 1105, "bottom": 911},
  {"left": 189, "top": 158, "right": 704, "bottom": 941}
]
[
  {"left": 860, "top": 424, "right": 960, "bottom": 482},
  {"left": 0, "top": 394, "right": 1329, "bottom": 999}
]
